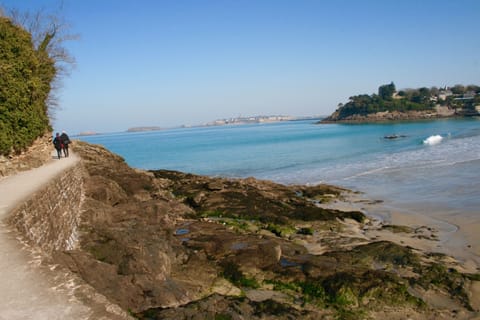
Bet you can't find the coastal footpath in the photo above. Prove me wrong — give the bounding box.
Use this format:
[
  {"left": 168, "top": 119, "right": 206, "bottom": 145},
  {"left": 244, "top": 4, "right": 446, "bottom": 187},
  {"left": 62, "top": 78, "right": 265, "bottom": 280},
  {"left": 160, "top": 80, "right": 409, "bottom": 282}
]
[
  {"left": 0, "top": 152, "right": 130, "bottom": 319},
  {"left": 1, "top": 141, "right": 479, "bottom": 319}
]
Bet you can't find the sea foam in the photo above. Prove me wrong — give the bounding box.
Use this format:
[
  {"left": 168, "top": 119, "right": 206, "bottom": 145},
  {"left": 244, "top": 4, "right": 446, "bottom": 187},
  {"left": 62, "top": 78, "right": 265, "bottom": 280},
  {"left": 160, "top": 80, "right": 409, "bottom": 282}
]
[{"left": 423, "top": 135, "right": 443, "bottom": 146}]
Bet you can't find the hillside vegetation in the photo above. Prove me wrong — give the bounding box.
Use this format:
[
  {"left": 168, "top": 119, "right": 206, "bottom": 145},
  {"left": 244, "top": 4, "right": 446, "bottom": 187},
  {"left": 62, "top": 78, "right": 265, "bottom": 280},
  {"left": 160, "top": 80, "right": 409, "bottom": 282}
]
[
  {"left": 0, "top": 16, "right": 55, "bottom": 155},
  {"left": 323, "top": 82, "right": 480, "bottom": 122}
]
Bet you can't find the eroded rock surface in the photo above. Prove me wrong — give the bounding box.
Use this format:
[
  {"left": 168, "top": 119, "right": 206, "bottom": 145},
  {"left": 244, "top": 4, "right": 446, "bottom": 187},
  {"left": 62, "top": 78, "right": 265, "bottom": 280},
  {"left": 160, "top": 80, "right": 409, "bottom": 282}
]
[
  {"left": 0, "top": 132, "right": 53, "bottom": 178},
  {"left": 55, "top": 142, "right": 479, "bottom": 319}
]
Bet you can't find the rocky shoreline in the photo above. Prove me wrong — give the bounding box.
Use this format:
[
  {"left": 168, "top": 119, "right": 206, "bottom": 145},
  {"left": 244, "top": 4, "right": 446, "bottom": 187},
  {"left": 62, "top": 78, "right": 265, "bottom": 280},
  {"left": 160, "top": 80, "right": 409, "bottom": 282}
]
[
  {"left": 8, "top": 141, "right": 479, "bottom": 319},
  {"left": 32, "top": 141, "right": 475, "bottom": 319},
  {"left": 319, "top": 109, "right": 459, "bottom": 124}
]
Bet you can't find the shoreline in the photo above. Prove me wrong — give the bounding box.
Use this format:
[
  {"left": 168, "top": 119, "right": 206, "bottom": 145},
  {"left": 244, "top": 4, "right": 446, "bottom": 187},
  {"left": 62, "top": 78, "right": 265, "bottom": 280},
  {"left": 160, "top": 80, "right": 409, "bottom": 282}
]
[
  {"left": 319, "top": 110, "right": 479, "bottom": 124},
  {"left": 6, "top": 140, "right": 476, "bottom": 319},
  {"left": 321, "top": 190, "right": 480, "bottom": 273}
]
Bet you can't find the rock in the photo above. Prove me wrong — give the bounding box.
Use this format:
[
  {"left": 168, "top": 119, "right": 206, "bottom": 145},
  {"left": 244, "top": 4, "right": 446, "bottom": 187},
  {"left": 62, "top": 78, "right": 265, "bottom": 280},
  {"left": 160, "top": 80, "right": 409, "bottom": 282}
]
[
  {"left": 0, "top": 132, "right": 53, "bottom": 178},
  {"left": 48, "top": 142, "right": 479, "bottom": 319},
  {"left": 206, "top": 181, "right": 224, "bottom": 191},
  {"left": 211, "top": 278, "right": 242, "bottom": 296},
  {"left": 321, "top": 109, "right": 455, "bottom": 124}
]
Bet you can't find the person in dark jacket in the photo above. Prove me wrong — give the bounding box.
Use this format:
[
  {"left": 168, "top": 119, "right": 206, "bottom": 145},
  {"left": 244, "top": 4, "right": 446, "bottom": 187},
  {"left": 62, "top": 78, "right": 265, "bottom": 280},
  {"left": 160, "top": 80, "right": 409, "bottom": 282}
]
[
  {"left": 53, "top": 132, "right": 63, "bottom": 159},
  {"left": 60, "top": 131, "right": 71, "bottom": 157}
]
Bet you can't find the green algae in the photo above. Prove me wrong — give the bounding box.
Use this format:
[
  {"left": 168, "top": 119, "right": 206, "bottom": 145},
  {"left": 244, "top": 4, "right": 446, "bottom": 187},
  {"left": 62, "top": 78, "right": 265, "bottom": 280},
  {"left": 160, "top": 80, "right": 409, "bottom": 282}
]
[
  {"left": 382, "top": 224, "right": 415, "bottom": 233},
  {"left": 221, "top": 261, "right": 260, "bottom": 289},
  {"left": 415, "top": 263, "right": 473, "bottom": 310}
]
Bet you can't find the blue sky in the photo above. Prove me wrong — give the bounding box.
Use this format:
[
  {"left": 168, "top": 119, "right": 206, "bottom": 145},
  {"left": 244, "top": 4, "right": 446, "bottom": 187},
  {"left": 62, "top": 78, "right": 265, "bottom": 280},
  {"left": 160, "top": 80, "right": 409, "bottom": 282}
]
[{"left": 2, "top": 0, "right": 480, "bottom": 134}]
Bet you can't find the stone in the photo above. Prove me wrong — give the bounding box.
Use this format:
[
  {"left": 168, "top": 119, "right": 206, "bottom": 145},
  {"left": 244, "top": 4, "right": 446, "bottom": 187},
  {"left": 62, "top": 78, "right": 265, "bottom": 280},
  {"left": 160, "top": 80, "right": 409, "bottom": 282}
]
[{"left": 10, "top": 141, "right": 478, "bottom": 319}]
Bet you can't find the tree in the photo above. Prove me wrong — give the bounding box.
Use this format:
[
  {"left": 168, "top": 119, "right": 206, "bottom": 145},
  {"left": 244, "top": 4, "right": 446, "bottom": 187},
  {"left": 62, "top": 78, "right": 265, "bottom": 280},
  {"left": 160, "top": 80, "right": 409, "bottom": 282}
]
[
  {"left": 378, "top": 82, "right": 396, "bottom": 100},
  {"left": 451, "top": 84, "right": 466, "bottom": 95},
  {"left": 2, "top": 5, "right": 77, "bottom": 118},
  {"left": 0, "top": 17, "right": 49, "bottom": 154},
  {"left": 466, "top": 85, "right": 480, "bottom": 94},
  {"left": 0, "top": 6, "right": 76, "bottom": 155},
  {"left": 430, "top": 86, "right": 439, "bottom": 96}
]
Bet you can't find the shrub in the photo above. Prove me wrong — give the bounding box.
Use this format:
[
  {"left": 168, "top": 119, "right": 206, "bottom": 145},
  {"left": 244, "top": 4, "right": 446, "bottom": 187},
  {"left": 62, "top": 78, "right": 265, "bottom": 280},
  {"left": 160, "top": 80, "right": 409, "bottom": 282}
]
[{"left": 0, "top": 17, "right": 54, "bottom": 155}]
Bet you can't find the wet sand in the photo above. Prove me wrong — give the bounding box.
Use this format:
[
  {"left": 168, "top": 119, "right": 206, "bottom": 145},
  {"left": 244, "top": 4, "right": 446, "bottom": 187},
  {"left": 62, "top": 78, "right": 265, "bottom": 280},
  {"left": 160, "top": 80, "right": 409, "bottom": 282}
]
[
  {"left": 314, "top": 190, "right": 480, "bottom": 315},
  {"left": 323, "top": 191, "right": 480, "bottom": 273}
]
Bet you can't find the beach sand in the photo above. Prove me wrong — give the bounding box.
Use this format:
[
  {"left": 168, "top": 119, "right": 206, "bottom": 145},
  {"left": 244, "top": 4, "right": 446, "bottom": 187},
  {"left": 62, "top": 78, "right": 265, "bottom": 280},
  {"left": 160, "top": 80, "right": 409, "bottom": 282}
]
[
  {"left": 321, "top": 191, "right": 480, "bottom": 273},
  {"left": 312, "top": 190, "right": 480, "bottom": 315}
]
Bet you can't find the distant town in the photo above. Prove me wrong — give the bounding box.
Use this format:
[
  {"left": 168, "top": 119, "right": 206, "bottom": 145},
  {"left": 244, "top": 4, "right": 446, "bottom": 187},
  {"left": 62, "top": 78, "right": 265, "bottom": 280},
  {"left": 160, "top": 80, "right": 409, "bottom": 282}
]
[
  {"left": 120, "top": 115, "right": 322, "bottom": 134},
  {"left": 199, "top": 115, "right": 301, "bottom": 126}
]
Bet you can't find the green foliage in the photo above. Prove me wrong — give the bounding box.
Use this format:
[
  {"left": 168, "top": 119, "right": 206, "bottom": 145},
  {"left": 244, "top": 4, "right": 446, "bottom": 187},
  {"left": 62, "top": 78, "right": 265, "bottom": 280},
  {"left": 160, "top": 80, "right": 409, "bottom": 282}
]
[
  {"left": 334, "top": 82, "right": 480, "bottom": 121},
  {"left": 0, "top": 17, "right": 54, "bottom": 155},
  {"left": 336, "top": 83, "right": 436, "bottom": 120},
  {"left": 378, "top": 82, "right": 396, "bottom": 100},
  {"left": 338, "top": 92, "right": 434, "bottom": 119}
]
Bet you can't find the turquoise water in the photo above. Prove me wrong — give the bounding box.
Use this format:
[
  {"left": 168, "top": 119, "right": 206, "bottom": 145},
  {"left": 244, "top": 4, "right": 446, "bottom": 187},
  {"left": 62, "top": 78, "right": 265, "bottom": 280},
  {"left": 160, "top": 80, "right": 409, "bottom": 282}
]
[{"left": 79, "top": 118, "right": 480, "bottom": 216}]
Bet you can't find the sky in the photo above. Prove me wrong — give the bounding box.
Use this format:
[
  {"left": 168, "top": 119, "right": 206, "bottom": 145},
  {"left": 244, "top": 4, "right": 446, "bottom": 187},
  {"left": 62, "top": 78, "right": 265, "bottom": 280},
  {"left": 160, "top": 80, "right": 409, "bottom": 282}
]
[{"left": 1, "top": 0, "right": 480, "bottom": 134}]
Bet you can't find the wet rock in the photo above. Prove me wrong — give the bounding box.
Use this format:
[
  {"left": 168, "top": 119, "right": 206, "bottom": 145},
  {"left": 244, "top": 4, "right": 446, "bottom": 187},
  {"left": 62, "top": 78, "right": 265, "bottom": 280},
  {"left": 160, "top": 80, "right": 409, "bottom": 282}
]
[
  {"left": 136, "top": 294, "right": 319, "bottom": 320},
  {"left": 152, "top": 169, "right": 365, "bottom": 224},
  {"left": 206, "top": 181, "right": 224, "bottom": 191},
  {"left": 85, "top": 175, "right": 128, "bottom": 206},
  {"left": 53, "top": 142, "right": 480, "bottom": 319}
]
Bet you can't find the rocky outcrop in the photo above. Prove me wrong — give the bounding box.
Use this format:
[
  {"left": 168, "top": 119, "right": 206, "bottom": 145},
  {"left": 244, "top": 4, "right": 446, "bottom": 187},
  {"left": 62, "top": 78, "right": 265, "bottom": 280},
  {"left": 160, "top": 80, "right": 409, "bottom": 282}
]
[
  {"left": 0, "top": 132, "right": 53, "bottom": 178},
  {"left": 9, "top": 141, "right": 479, "bottom": 319},
  {"left": 321, "top": 110, "right": 456, "bottom": 123}
]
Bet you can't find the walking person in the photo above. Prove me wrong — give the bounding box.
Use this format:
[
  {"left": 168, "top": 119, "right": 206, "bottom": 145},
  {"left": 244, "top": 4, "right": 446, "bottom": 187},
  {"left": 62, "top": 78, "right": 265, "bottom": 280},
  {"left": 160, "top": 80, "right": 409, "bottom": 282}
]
[
  {"left": 53, "top": 132, "right": 63, "bottom": 159},
  {"left": 60, "top": 130, "right": 71, "bottom": 157}
]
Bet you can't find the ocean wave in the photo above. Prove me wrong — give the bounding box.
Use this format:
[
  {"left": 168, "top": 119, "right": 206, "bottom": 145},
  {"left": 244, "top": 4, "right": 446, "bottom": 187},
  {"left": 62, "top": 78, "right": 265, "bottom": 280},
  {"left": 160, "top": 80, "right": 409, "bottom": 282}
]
[
  {"left": 343, "top": 166, "right": 390, "bottom": 180},
  {"left": 423, "top": 135, "right": 443, "bottom": 145},
  {"left": 297, "top": 133, "right": 480, "bottom": 185}
]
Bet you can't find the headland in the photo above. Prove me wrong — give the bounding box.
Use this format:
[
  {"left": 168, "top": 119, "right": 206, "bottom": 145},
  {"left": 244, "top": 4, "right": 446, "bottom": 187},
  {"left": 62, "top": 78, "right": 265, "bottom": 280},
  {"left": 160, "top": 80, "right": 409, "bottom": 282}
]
[{"left": 321, "top": 83, "right": 480, "bottom": 123}]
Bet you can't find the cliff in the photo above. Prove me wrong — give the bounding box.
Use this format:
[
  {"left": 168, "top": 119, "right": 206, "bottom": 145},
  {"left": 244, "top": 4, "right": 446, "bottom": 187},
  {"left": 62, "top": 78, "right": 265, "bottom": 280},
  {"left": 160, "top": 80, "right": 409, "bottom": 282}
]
[{"left": 7, "top": 141, "right": 480, "bottom": 319}]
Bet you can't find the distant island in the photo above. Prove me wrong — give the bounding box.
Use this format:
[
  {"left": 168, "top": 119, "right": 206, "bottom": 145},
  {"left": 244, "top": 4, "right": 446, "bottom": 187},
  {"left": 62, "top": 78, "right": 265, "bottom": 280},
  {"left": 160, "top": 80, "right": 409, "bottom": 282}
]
[
  {"left": 132, "top": 116, "right": 325, "bottom": 131},
  {"left": 321, "top": 83, "right": 480, "bottom": 123},
  {"left": 179, "top": 115, "right": 323, "bottom": 128},
  {"left": 76, "top": 131, "right": 99, "bottom": 136},
  {"left": 127, "top": 126, "right": 163, "bottom": 132}
]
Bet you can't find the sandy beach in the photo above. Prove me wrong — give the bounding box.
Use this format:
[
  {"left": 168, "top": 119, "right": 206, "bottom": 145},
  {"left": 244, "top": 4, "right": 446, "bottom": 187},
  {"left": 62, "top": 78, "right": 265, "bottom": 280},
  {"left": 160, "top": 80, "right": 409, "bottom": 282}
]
[{"left": 323, "top": 191, "right": 480, "bottom": 274}]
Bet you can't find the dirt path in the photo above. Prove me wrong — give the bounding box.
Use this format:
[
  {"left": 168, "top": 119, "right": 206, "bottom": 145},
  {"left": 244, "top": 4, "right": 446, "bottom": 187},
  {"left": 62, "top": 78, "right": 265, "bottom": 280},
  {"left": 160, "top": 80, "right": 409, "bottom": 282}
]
[{"left": 0, "top": 154, "right": 94, "bottom": 319}]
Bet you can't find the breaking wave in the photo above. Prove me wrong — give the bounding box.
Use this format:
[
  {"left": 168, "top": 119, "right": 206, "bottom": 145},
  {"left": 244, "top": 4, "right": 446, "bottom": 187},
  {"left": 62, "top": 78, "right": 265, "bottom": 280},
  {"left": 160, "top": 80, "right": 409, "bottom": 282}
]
[{"left": 423, "top": 135, "right": 443, "bottom": 145}]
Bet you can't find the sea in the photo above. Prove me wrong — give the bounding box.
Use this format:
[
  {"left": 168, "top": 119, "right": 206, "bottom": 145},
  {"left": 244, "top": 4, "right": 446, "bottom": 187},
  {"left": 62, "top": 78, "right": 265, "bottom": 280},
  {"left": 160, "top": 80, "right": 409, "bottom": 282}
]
[{"left": 78, "top": 118, "right": 480, "bottom": 221}]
